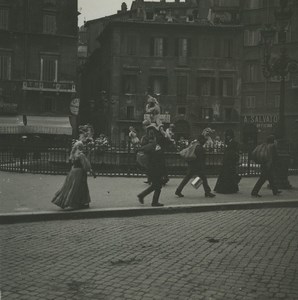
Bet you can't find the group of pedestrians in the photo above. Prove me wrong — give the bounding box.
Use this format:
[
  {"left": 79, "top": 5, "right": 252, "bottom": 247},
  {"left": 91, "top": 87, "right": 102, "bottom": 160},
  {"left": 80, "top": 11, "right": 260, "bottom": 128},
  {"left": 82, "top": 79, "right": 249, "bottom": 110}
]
[{"left": 51, "top": 93, "right": 281, "bottom": 210}]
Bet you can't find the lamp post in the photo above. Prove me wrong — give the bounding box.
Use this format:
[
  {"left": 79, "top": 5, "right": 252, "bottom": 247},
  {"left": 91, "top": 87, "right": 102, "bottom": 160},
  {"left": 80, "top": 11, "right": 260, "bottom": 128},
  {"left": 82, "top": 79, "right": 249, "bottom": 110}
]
[{"left": 260, "top": 0, "right": 298, "bottom": 189}]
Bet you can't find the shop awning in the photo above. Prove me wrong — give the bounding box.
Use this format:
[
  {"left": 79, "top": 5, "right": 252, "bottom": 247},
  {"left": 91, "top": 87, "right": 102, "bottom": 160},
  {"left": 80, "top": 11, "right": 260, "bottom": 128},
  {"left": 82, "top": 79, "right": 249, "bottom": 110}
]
[{"left": 0, "top": 116, "right": 72, "bottom": 135}]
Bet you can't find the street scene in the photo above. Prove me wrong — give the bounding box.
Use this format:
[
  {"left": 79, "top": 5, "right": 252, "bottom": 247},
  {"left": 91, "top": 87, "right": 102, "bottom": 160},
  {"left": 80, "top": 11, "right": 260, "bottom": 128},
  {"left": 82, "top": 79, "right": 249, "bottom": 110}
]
[{"left": 1, "top": 0, "right": 298, "bottom": 299}]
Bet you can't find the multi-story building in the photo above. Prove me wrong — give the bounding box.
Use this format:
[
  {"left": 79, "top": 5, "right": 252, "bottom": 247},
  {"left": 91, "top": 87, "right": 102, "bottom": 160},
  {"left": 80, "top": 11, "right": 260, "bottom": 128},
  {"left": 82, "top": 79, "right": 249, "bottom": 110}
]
[
  {"left": 81, "top": 0, "right": 298, "bottom": 152},
  {"left": 0, "top": 0, "right": 78, "bottom": 139},
  {"left": 240, "top": 0, "right": 298, "bottom": 151},
  {"left": 81, "top": 0, "right": 242, "bottom": 143}
]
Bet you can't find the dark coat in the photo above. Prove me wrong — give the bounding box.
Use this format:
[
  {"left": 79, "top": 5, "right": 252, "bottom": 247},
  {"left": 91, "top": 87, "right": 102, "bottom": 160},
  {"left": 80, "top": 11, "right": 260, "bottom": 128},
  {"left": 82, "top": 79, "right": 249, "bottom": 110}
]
[
  {"left": 188, "top": 143, "right": 206, "bottom": 171},
  {"left": 214, "top": 139, "right": 240, "bottom": 194},
  {"left": 139, "top": 141, "right": 166, "bottom": 179}
]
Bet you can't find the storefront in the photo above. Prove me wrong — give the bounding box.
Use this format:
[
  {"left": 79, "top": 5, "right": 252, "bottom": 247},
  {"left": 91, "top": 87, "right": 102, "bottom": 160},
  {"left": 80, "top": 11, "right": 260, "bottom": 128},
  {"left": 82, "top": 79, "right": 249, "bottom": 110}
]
[{"left": 242, "top": 113, "right": 279, "bottom": 145}]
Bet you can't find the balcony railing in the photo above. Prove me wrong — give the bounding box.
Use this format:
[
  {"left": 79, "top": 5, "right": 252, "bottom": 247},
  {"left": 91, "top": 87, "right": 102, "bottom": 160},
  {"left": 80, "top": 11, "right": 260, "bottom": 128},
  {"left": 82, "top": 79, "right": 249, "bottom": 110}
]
[{"left": 22, "top": 80, "right": 76, "bottom": 93}]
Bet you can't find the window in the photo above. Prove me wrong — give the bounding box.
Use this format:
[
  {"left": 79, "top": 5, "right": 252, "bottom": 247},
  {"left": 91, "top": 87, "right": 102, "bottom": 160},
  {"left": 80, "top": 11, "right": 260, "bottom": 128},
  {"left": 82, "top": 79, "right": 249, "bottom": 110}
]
[
  {"left": 274, "top": 95, "right": 280, "bottom": 108},
  {"left": 149, "top": 76, "right": 167, "bottom": 95},
  {"left": 0, "top": 8, "right": 9, "bottom": 30},
  {"left": 244, "top": 29, "right": 261, "bottom": 46},
  {"left": 224, "top": 108, "right": 232, "bottom": 121},
  {"left": 150, "top": 37, "right": 167, "bottom": 57},
  {"left": 175, "top": 38, "right": 191, "bottom": 58},
  {"left": 127, "top": 35, "right": 137, "bottom": 55},
  {"left": 198, "top": 77, "right": 215, "bottom": 96},
  {"left": 177, "top": 76, "right": 188, "bottom": 101},
  {"left": 41, "top": 56, "right": 58, "bottom": 82},
  {"left": 126, "top": 106, "right": 135, "bottom": 120},
  {"left": 43, "top": 14, "right": 56, "bottom": 34},
  {"left": 223, "top": 39, "right": 233, "bottom": 58},
  {"left": 246, "top": 63, "right": 259, "bottom": 82},
  {"left": 0, "top": 54, "right": 11, "bottom": 80},
  {"left": 43, "top": 98, "right": 56, "bottom": 113},
  {"left": 219, "top": 78, "right": 233, "bottom": 96},
  {"left": 201, "top": 108, "right": 213, "bottom": 121},
  {"left": 245, "top": 96, "right": 256, "bottom": 108},
  {"left": 123, "top": 75, "right": 137, "bottom": 94}
]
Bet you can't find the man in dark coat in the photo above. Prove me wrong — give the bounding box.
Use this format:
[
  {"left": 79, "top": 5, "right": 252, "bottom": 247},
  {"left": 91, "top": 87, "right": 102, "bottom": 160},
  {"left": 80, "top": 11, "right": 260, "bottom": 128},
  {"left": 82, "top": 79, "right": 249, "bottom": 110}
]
[
  {"left": 137, "top": 136, "right": 166, "bottom": 207},
  {"left": 251, "top": 135, "right": 281, "bottom": 197},
  {"left": 175, "top": 135, "right": 215, "bottom": 198}
]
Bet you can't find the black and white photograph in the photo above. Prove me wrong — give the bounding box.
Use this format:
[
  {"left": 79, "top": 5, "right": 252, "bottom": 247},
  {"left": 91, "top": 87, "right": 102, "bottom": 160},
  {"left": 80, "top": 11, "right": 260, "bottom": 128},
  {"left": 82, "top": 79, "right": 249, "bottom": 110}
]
[{"left": 1, "top": 0, "right": 298, "bottom": 299}]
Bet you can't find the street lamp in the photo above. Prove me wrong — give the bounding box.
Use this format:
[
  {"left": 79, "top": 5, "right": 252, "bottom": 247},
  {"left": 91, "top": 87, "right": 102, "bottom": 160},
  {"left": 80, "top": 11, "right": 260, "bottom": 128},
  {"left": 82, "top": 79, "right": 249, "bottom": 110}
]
[{"left": 260, "top": 0, "right": 298, "bottom": 189}]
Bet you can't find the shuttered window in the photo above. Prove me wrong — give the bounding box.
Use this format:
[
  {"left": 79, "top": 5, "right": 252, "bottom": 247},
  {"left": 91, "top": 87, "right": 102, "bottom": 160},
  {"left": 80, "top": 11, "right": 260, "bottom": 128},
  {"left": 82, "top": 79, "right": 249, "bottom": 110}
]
[
  {"left": 0, "top": 54, "right": 11, "bottom": 80},
  {"left": 150, "top": 37, "right": 167, "bottom": 57},
  {"left": 197, "top": 77, "right": 215, "bottom": 96},
  {"left": 0, "top": 8, "right": 9, "bottom": 30},
  {"left": 41, "top": 56, "right": 58, "bottom": 82},
  {"left": 43, "top": 14, "right": 56, "bottom": 34}
]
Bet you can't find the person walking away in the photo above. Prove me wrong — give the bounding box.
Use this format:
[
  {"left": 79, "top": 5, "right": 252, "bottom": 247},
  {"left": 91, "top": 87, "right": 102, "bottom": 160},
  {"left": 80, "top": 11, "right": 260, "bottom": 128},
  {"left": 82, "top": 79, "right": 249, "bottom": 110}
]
[
  {"left": 52, "top": 141, "right": 95, "bottom": 209},
  {"left": 137, "top": 135, "right": 166, "bottom": 207},
  {"left": 214, "top": 129, "right": 240, "bottom": 194},
  {"left": 175, "top": 135, "right": 215, "bottom": 198},
  {"left": 251, "top": 135, "right": 281, "bottom": 197}
]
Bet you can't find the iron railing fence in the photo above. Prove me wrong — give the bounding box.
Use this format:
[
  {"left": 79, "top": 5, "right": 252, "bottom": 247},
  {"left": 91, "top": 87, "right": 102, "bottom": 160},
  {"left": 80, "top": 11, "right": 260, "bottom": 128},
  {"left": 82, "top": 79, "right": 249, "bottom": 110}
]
[{"left": 0, "top": 143, "right": 297, "bottom": 177}]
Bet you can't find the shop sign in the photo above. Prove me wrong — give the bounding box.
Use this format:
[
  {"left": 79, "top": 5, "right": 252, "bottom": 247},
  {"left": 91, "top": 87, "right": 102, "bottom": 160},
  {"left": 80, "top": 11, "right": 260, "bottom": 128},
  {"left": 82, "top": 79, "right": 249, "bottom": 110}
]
[{"left": 243, "top": 114, "right": 279, "bottom": 129}]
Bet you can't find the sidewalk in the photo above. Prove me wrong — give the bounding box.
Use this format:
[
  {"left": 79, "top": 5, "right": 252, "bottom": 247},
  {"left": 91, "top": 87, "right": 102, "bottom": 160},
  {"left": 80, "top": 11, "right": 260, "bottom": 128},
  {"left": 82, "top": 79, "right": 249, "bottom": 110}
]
[{"left": 1, "top": 171, "right": 297, "bottom": 220}]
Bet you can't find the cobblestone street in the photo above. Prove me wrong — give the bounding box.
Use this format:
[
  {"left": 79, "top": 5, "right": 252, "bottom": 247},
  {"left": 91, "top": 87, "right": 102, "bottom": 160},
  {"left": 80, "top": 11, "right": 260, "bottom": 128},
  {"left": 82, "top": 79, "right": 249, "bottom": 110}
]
[{"left": 1, "top": 208, "right": 298, "bottom": 300}]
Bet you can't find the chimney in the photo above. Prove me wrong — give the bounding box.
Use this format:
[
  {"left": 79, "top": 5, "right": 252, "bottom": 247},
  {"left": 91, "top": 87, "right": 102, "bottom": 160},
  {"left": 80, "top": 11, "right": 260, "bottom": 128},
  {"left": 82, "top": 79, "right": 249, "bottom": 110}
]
[
  {"left": 160, "top": 0, "right": 166, "bottom": 3},
  {"left": 175, "top": 0, "right": 180, "bottom": 3}
]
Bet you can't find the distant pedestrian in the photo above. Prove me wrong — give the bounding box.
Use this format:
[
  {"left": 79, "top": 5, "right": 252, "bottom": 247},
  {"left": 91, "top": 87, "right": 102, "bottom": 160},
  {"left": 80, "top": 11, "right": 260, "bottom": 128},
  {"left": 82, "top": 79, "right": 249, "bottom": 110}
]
[
  {"left": 251, "top": 135, "right": 281, "bottom": 197},
  {"left": 52, "top": 141, "right": 95, "bottom": 210},
  {"left": 137, "top": 135, "right": 166, "bottom": 207},
  {"left": 214, "top": 129, "right": 240, "bottom": 194},
  {"left": 128, "top": 126, "right": 140, "bottom": 149},
  {"left": 175, "top": 135, "right": 215, "bottom": 198}
]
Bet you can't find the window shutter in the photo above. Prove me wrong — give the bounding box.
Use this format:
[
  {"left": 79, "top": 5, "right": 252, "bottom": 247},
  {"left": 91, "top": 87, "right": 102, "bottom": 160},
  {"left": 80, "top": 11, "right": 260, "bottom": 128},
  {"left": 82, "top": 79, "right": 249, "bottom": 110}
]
[
  {"left": 150, "top": 38, "right": 154, "bottom": 56},
  {"left": 163, "top": 38, "right": 167, "bottom": 56},
  {"left": 211, "top": 78, "right": 215, "bottom": 96},
  {"left": 187, "top": 39, "right": 192, "bottom": 57},
  {"left": 175, "top": 38, "right": 179, "bottom": 57}
]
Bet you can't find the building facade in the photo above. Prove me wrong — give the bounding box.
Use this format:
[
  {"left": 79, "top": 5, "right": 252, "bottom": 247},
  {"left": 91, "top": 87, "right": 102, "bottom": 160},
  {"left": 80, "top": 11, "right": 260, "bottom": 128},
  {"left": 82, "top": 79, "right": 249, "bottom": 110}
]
[
  {"left": 240, "top": 0, "right": 298, "bottom": 151},
  {"left": 81, "top": 0, "right": 298, "bottom": 152},
  {"left": 82, "top": 0, "right": 242, "bottom": 143},
  {"left": 0, "top": 0, "right": 78, "bottom": 138}
]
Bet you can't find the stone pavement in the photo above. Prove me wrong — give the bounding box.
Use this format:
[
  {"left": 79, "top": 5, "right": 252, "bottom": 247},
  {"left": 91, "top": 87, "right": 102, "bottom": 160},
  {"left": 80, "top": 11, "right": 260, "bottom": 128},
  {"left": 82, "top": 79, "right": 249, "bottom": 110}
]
[
  {"left": 1, "top": 208, "right": 298, "bottom": 299},
  {"left": 0, "top": 172, "right": 298, "bottom": 223}
]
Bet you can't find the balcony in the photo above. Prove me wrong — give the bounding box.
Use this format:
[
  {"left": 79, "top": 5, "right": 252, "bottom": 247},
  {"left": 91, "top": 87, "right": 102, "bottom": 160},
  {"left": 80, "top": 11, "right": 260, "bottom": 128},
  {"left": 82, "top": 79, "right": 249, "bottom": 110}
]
[{"left": 22, "top": 80, "right": 76, "bottom": 93}]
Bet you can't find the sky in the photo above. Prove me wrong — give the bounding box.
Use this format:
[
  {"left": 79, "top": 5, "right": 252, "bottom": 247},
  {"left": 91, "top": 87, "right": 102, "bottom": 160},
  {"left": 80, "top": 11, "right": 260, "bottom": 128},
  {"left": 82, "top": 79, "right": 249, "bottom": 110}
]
[
  {"left": 78, "top": 0, "right": 134, "bottom": 26},
  {"left": 78, "top": 0, "right": 175, "bottom": 26}
]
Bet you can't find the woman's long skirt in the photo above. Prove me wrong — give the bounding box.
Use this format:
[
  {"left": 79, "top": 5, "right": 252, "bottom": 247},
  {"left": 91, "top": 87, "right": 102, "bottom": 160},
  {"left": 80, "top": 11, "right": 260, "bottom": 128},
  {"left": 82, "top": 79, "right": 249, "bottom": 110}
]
[{"left": 52, "top": 167, "right": 91, "bottom": 209}]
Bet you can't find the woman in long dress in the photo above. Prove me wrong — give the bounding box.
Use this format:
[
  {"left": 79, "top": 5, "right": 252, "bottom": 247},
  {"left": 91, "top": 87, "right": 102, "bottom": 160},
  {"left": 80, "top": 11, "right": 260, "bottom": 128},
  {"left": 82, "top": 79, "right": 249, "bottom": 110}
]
[
  {"left": 52, "top": 141, "right": 94, "bottom": 209},
  {"left": 214, "top": 129, "right": 240, "bottom": 194}
]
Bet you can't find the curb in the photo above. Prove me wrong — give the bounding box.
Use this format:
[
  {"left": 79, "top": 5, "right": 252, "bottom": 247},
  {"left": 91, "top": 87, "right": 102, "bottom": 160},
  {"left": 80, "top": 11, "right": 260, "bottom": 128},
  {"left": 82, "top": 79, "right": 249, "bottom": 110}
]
[{"left": 1, "top": 199, "right": 298, "bottom": 224}]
